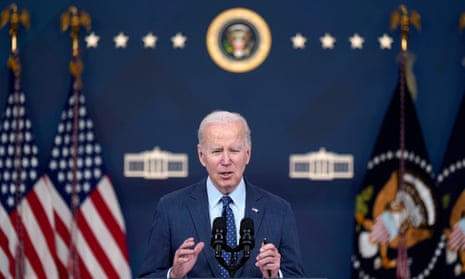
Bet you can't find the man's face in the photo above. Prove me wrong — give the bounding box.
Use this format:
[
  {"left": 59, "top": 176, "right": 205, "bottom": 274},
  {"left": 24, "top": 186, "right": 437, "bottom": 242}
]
[{"left": 197, "top": 121, "right": 251, "bottom": 194}]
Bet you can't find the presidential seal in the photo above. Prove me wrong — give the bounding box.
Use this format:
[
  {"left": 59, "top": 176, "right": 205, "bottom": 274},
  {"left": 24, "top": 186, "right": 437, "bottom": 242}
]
[{"left": 206, "top": 8, "right": 271, "bottom": 73}]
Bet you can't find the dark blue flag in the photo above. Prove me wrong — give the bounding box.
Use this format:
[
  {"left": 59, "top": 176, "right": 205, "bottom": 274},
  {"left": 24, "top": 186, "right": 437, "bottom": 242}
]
[
  {"left": 351, "top": 53, "right": 442, "bottom": 278},
  {"left": 437, "top": 89, "right": 465, "bottom": 278}
]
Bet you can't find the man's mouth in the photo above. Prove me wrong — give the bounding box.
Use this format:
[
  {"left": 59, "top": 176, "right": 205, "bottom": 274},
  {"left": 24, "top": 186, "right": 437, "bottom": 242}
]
[{"left": 220, "top": 171, "right": 233, "bottom": 178}]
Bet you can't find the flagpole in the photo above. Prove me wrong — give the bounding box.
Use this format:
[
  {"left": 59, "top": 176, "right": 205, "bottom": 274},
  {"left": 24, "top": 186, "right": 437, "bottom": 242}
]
[
  {"left": 61, "top": 6, "right": 91, "bottom": 279},
  {"left": 390, "top": 5, "right": 421, "bottom": 279},
  {"left": 1, "top": 4, "right": 30, "bottom": 278}
]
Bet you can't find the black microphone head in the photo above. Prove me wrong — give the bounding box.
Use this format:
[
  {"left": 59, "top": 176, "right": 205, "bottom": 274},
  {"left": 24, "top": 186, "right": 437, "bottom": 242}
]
[
  {"left": 240, "top": 217, "right": 254, "bottom": 236},
  {"left": 239, "top": 217, "right": 255, "bottom": 255},
  {"left": 212, "top": 217, "right": 226, "bottom": 233},
  {"left": 211, "top": 217, "right": 226, "bottom": 249}
]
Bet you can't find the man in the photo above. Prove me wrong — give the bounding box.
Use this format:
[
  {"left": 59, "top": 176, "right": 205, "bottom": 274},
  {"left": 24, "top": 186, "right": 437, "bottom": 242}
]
[{"left": 138, "top": 110, "right": 305, "bottom": 278}]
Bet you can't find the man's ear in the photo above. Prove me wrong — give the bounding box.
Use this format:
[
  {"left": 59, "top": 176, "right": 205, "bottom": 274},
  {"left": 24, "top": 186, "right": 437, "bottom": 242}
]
[
  {"left": 197, "top": 144, "right": 206, "bottom": 167},
  {"left": 246, "top": 146, "right": 251, "bottom": 164}
]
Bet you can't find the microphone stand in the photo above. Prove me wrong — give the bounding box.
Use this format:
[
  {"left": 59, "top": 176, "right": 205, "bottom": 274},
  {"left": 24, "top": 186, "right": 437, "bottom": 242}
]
[
  {"left": 214, "top": 244, "right": 251, "bottom": 277},
  {"left": 211, "top": 217, "right": 255, "bottom": 277}
]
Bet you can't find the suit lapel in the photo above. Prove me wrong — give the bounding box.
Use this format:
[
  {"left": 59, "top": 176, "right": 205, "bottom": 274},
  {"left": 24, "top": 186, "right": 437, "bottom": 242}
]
[
  {"left": 187, "top": 180, "right": 221, "bottom": 277},
  {"left": 244, "top": 182, "right": 265, "bottom": 236},
  {"left": 235, "top": 182, "right": 265, "bottom": 277}
]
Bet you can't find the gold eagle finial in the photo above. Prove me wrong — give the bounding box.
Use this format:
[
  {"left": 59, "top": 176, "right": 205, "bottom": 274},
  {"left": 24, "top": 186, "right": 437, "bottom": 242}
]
[
  {"left": 1, "top": 3, "right": 30, "bottom": 75},
  {"left": 390, "top": 5, "right": 420, "bottom": 52},
  {"left": 61, "top": 6, "right": 91, "bottom": 90},
  {"left": 60, "top": 6, "right": 91, "bottom": 57},
  {"left": 1, "top": 3, "right": 30, "bottom": 53}
]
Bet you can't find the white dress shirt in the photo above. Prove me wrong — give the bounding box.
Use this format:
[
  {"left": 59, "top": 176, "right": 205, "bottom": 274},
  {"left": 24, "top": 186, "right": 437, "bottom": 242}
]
[{"left": 207, "top": 176, "right": 246, "bottom": 245}]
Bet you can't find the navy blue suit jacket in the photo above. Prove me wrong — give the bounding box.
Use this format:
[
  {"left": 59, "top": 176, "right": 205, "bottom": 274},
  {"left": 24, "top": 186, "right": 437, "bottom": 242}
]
[{"left": 138, "top": 178, "right": 305, "bottom": 278}]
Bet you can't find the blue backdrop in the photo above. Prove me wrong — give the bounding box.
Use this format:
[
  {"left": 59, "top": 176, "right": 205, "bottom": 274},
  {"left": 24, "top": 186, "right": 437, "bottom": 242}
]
[{"left": 0, "top": 1, "right": 464, "bottom": 278}]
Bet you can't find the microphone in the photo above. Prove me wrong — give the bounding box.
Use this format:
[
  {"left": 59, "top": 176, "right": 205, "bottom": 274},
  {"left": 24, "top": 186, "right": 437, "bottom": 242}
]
[
  {"left": 239, "top": 217, "right": 255, "bottom": 257},
  {"left": 211, "top": 217, "right": 226, "bottom": 257},
  {"left": 263, "top": 238, "right": 272, "bottom": 277}
]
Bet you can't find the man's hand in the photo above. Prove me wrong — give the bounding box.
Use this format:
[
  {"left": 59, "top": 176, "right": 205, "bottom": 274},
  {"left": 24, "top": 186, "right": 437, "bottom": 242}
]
[
  {"left": 255, "top": 241, "right": 281, "bottom": 278},
  {"left": 170, "top": 237, "right": 205, "bottom": 278}
]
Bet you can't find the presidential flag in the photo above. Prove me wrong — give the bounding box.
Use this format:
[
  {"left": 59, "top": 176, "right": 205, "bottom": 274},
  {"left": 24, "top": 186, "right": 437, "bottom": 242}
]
[
  {"left": 351, "top": 53, "right": 442, "bottom": 278},
  {"left": 0, "top": 51, "right": 59, "bottom": 278},
  {"left": 46, "top": 55, "right": 131, "bottom": 278},
  {"left": 437, "top": 89, "right": 465, "bottom": 278}
]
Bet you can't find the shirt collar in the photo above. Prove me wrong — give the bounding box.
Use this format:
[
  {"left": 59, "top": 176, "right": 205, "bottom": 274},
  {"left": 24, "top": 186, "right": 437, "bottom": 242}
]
[{"left": 207, "top": 177, "right": 246, "bottom": 210}]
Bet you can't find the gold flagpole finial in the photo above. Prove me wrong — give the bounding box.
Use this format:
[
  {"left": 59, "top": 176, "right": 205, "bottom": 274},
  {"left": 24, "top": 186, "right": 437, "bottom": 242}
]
[
  {"left": 0, "top": 3, "right": 30, "bottom": 52},
  {"left": 60, "top": 6, "right": 91, "bottom": 58},
  {"left": 390, "top": 4, "right": 421, "bottom": 52},
  {"left": 460, "top": 11, "right": 465, "bottom": 32},
  {"left": 60, "top": 6, "right": 91, "bottom": 89},
  {"left": 1, "top": 3, "right": 30, "bottom": 75}
]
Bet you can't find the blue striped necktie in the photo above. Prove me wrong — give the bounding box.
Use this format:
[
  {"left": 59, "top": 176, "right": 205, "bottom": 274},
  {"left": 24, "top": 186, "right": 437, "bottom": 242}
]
[{"left": 219, "top": 195, "right": 236, "bottom": 277}]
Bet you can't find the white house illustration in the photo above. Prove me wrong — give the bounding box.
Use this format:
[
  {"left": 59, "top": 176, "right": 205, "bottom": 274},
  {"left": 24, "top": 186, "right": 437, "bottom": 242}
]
[
  {"left": 289, "top": 147, "right": 353, "bottom": 180},
  {"left": 124, "top": 146, "right": 188, "bottom": 179}
]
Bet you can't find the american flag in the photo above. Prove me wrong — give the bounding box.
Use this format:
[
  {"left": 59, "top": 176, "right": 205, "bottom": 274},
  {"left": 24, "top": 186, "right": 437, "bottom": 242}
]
[
  {"left": 0, "top": 52, "right": 59, "bottom": 278},
  {"left": 46, "top": 56, "right": 131, "bottom": 278}
]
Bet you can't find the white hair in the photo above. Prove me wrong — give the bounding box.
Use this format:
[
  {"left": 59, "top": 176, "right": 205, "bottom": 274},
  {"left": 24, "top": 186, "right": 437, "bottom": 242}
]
[{"left": 197, "top": 110, "right": 251, "bottom": 148}]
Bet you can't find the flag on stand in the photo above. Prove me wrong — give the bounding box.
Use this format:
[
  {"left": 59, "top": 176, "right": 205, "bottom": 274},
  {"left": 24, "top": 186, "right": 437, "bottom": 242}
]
[
  {"left": 437, "top": 89, "right": 465, "bottom": 278},
  {"left": 46, "top": 55, "right": 131, "bottom": 278},
  {"left": 351, "top": 52, "right": 442, "bottom": 278},
  {"left": 0, "top": 51, "right": 59, "bottom": 278}
]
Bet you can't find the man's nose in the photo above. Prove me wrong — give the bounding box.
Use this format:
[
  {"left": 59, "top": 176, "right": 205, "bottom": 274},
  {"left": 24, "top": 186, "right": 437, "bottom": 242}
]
[{"left": 220, "top": 152, "right": 232, "bottom": 164}]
